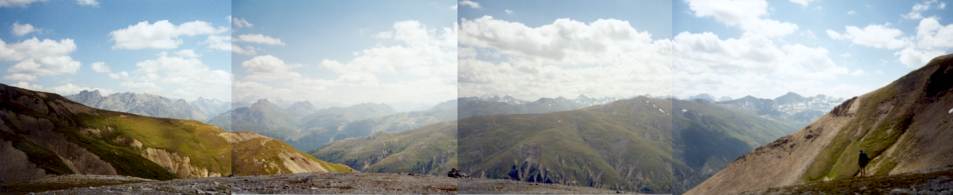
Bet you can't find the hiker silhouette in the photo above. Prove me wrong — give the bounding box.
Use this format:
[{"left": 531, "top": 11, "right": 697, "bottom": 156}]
[{"left": 858, "top": 150, "right": 870, "bottom": 176}]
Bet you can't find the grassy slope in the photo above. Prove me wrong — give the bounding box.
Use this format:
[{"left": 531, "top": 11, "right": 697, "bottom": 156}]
[
  {"left": 314, "top": 122, "right": 457, "bottom": 175},
  {"left": 315, "top": 97, "right": 792, "bottom": 193},
  {"left": 801, "top": 55, "right": 952, "bottom": 182},
  {"left": 0, "top": 84, "right": 351, "bottom": 182}
]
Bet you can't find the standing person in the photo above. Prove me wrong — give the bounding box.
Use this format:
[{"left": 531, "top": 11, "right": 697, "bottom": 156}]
[{"left": 858, "top": 150, "right": 870, "bottom": 177}]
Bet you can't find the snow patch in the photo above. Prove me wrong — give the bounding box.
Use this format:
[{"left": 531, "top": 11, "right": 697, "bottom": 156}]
[
  {"left": 658, "top": 108, "right": 665, "bottom": 114},
  {"left": 949, "top": 107, "right": 953, "bottom": 114},
  {"left": 681, "top": 109, "right": 688, "bottom": 113}
]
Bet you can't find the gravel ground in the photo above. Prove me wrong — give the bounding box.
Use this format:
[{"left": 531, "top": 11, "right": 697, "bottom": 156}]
[{"left": 29, "top": 173, "right": 622, "bottom": 194}]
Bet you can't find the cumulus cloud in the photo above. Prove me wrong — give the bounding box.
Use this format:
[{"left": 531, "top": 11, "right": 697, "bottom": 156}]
[
  {"left": 90, "top": 61, "right": 109, "bottom": 73},
  {"left": 897, "top": 17, "right": 953, "bottom": 67},
  {"left": 0, "top": 0, "right": 43, "bottom": 7},
  {"left": 237, "top": 34, "right": 285, "bottom": 45},
  {"left": 234, "top": 20, "right": 456, "bottom": 108},
  {"left": 460, "top": 16, "right": 673, "bottom": 99},
  {"left": 0, "top": 37, "right": 81, "bottom": 83},
  {"left": 686, "top": 0, "right": 798, "bottom": 38},
  {"left": 231, "top": 17, "right": 253, "bottom": 28},
  {"left": 11, "top": 22, "right": 38, "bottom": 36},
  {"left": 826, "top": 17, "right": 953, "bottom": 68},
  {"left": 109, "top": 50, "right": 231, "bottom": 100},
  {"left": 903, "top": 0, "right": 941, "bottom": 20},
  {"left": 825, "top": 24, "right": 908, "bottom": 49},
  {"left": 460, "top": 0, "right": 480, "bottom": 9},
  {"left": 672, "top": 31, "right": 860, "bottom": 98},
  {"left": 206, "top": 35, "right": 257, "bottom": 55},
  {"left": 76, "top": 0, "right": 97, "bottom": 7},
  {"left": 110, "top": 20, "right": 226, "bottom": 50}
]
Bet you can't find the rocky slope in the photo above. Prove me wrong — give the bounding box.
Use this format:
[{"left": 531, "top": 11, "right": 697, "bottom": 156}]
[
  {"left": 0, "top": 84, "right": 351, "bottom": 185},
  {"left": 743, "top": 168, "right": 953, "bottom": 194},
  {"left": 687, "top": 54, "right": 953, "bottom": 194},
  {"left": 315, "top": 97, "right": 794, "bottom": 193}
]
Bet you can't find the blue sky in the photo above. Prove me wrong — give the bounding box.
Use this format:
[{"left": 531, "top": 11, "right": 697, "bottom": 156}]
[{"left": 2, "top": 0, "right": 952, "bottom": 107}]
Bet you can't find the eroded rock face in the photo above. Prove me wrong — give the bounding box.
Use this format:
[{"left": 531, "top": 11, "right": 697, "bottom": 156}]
[
  {"left": 141, "top": 148, "right": 220, "bottom": 178},
  {"left": 0, "top": 141, "right": 46, "bottom": 183}
]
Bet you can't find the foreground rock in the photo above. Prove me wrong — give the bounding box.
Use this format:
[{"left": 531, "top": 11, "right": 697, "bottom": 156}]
[
  {"left": 744, "top": 168, "right": 953, "bottom": 194},
  {"left": 38, "top": 173, "right": 616, "bottom": 194}
]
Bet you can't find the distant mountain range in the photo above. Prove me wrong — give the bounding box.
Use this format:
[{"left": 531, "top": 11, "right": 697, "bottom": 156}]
[
  {"left": 205, "top": 95, "right": 616, "bottom": 152},
  {"left": 0, "top": 84, "right": 351, "bottom": 184},
  {"left": 688, "top": 54, "right": 953, "bottom": 194},
  {"left": 66, "top": 90, "right": 229, "bottom": 122},
  {"left": 693, "top": 92, "right": 844, "bottom": 130},
  {"left": 314, "top": 96, "right": 796, "bottom": 193},
  {"left": 458, "top": 95, "right": 617, "bottom": 118}
]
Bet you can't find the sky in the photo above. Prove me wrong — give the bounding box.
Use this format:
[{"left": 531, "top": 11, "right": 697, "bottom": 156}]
[
  {"left": 459, "top": 0, "right": 953, "bottom": 100},
  {"left": 0, "top": 0, "right": 457, "bottom": 111},
  {"left": 2, "top": 0, "right": 953, "bottom": 110}
]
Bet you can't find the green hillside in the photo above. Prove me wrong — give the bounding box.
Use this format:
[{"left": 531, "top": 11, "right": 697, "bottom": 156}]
[
  {"left": 315, "top": 97, "right": 793, "bottom": 193},
  {"left": 0, "top": 84, "right": 351, "bottom": 184}
]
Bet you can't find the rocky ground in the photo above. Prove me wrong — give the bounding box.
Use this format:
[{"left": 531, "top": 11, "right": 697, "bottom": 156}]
[
  {"left": 743, "top": 168, "right": 953, "bottom": 194},
  {"left": 6, "top": 173, "right": 620, "bottom": 194}
]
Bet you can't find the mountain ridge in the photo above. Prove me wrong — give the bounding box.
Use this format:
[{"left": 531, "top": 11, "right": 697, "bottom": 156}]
[{"left": 687, "top": 53, "right": 953, "bottom": 194}]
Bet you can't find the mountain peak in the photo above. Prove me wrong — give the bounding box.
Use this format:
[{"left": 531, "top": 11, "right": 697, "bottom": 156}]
[
  {"left": 77, "top": 89, "right": 102, "bottom": 97},
  {"left": 251, "top": 99, "right": 279, "bottom": 110},
  {"left": 774, "top": 92, "right": 806, "bottom": 103}
]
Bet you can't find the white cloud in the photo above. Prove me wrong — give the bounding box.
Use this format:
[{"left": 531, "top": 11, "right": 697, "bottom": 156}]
[
  {"left": 847, "top": 10, "right": 856, "bottom": 15},
  {"left": 896, "top": 17, "right": 953, "bottom": 67},
  {"left": 826, "top": 24, "right": 908, "bottom": 49},
  {"left": 686, "top": 0, "right": 798, "bottom": 38},
  {"left": 789, "top": 0, "right": 815, "bottom": 7},
  {"left": 110, "top": 20, "right": 226, "bottom": 50},
  {"left": 914, "top": 17, "right": 953, "bottom": 49},
  {"left": 76, "top": 0, "right": 97, "bottom": 7},
  {"left": 460, "top": 0, "right": 480, "bottom": 9},
  {"left": 90, "top": 61, "right": 110, "bottom": 73},
  {"left": 0, "top": 37, "right": 81, "bottom": 82},
  {"left": 826, "top": 17, "right": 953, "bottom": 68},
  {"left": 460, "top": 16, "right": 673, "bottom": 99},
  {"left": 903, "top": 0, "right": 940, "bottom": 20},
  {"left": 231, "top": 17, "right": 253, "bottom": 28},
  {"left": 112, "top": 50, "right": 231, "bottom": 100},
  {"left": 504, "top": 9, "right": 513, "bottom": 14},
  {"left": 672, "top": 31, "right": 861, "bottom": 98},
  {"left": 205, "top": 35, "right": 257, "bottom": 55},
  {"left": 0, "top": 0, "right": 43, "bottom": 7},
  {"left": 235, "top": 21, "right": 456, "bottom": 108},
  {"left": 237, "top": 34, "right": 285, "bottom": 46},
  {"left": 11, "top": 22, "right": 38, "bottom": 36}
]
